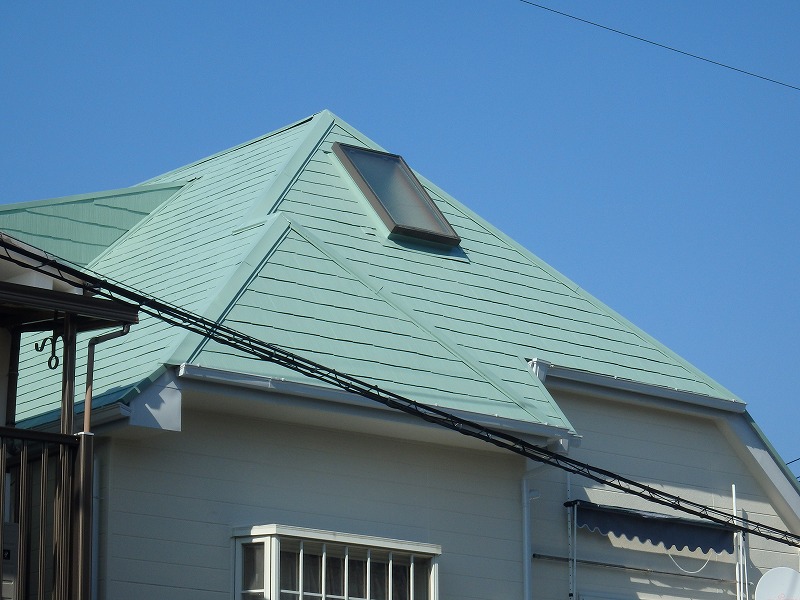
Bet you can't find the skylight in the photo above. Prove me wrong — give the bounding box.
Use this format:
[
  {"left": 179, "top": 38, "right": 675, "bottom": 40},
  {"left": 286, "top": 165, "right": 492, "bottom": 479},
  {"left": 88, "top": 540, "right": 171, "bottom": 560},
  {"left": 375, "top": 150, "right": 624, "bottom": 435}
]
[{"left": 333, "top": 142, "right": 461, "bottom": 247}]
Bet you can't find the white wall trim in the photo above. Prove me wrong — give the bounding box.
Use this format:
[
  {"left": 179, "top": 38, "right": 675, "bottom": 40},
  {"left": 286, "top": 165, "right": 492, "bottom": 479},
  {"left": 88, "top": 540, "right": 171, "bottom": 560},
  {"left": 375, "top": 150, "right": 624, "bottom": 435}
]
[
  {"left": 176, "top": 363, "right": 573, "bottom": 442},
  {"left": 529, "top": 358, "right": 745, "bottom": 416},
  {"left": 232, "top": 524, "right": 441, "bottom": 556}
]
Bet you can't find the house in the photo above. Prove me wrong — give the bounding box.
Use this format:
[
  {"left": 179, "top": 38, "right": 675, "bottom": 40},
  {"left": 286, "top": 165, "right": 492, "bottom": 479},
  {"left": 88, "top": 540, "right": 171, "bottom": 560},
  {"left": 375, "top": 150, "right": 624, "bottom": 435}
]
[
  {"left": 0, "top": 234, "right": 139, "bottom": 600},
  {"left": 1, "top": 110, "right": 798, "bottom": 600}
]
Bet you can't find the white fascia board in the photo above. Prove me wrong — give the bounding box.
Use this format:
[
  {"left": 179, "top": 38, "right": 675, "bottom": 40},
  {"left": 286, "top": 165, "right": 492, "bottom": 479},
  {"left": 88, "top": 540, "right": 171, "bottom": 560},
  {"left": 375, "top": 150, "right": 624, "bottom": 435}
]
[
  {"left": 176, "top": 363, "right": 572, "bottom": 442},
  {"left": 720, "top": 412, "right": 800, "bottom": 531},
  {"left": 0, "top": 232, "right": 84, "bottom": 293},
  {"left": 86, "top": 369, "right": 183, "bottom": 434},
  {"left": 530, "top": 359, "right": 745, "bottom": 416},
  {"left": 232, "top": 524, "right": 441, "bottom": 556}
]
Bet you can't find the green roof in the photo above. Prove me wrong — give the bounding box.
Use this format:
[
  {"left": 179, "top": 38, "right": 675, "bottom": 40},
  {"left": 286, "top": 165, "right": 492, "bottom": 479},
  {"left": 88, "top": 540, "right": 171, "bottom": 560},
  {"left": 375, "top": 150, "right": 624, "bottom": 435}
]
[
  {"left": 0, "top": 183, "right": 186, "bottom": 267},
  {"left": 2, "top": 110, "right": 742, "bottom": 432}
]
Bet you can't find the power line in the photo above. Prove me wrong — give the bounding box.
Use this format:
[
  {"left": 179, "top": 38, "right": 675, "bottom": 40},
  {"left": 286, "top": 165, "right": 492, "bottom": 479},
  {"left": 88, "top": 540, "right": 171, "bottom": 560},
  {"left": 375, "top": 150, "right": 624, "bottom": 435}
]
[
  {"left": 2, "top": 234, "right": 800, "bottom": 548},
  {"left": 517, "top": 1, "right": 800, "bottom": 93}
]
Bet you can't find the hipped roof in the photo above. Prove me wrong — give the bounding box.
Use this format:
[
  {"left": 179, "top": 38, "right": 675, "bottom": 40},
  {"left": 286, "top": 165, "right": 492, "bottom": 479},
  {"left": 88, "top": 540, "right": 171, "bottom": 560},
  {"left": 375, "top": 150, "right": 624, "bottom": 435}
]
[{"left": 1, "top": 110, "right": 742, "bottom": 433}]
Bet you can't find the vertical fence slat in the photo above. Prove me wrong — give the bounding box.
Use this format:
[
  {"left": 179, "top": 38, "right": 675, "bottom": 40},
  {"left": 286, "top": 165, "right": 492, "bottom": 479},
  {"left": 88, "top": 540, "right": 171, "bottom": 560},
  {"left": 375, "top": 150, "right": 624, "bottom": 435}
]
[
  {"left": 0, "top": 437, "right": 5, "bottom": 596},
  {"left": 75, "top": 434, "right": 93, "bottom": 600},
  {"left": 0, "top": 428, "right": 80, "bottom": 600},
  {"left": 16, "top": 442, "right": 29, "bottom": 600},
  {"left": 37, "top": 443, "right": 48, "bottom": 600},
  {"left": 55, "top": 446, "right": 70, "bottom": 600}
]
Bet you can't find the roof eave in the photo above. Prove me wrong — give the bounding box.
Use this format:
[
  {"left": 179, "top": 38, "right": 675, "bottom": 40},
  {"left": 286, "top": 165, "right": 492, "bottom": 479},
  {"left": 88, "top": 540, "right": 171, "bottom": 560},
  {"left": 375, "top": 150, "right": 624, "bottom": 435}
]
[
  {"left": 529, "top": 358, "right": 746, "bottom": 416},
  {"left": 177, "top": 363, "right": 577, "bottom": 445}
]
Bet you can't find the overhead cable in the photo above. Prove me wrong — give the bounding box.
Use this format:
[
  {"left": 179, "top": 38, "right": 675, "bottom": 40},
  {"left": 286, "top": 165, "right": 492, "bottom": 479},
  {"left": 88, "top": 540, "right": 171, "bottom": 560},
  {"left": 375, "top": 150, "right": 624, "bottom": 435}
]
[
  {"left": 517, "top": 1, "right": 800, "bottom": 93},
  {"left": 1, "top": 233, "right": 799, "bottom": 548}
]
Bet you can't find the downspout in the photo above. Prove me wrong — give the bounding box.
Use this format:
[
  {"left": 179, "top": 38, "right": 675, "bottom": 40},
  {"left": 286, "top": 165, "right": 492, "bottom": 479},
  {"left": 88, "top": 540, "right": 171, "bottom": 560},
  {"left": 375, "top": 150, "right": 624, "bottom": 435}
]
[
  {"left": 80, "top": 324, "right": 130, "bottom": 600},
  {"left": 92, "top": 456, "right": 100, "bottom": 600},
  {"left": 83, "top": 324, "right": 130, "bottom": 434},
  {"left": 522, "top": 465, "right": 542, "bottom": 600}
]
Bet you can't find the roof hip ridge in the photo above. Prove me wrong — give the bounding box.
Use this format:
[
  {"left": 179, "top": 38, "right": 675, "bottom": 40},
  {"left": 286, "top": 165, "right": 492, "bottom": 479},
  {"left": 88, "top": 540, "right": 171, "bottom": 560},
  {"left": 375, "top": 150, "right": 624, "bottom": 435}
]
[
  {"left": 284, "top": 220, "right": 571, "bottom": 433},
  {"left": 420, "top": 176, "right": 737, "bottom": 401}
]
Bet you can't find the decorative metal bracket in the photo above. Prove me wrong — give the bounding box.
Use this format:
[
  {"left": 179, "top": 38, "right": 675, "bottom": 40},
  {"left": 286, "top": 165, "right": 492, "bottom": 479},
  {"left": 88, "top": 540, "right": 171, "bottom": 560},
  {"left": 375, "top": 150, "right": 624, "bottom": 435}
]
[{"left": 34, "top": 334, "right": 60, "bottom": 370}]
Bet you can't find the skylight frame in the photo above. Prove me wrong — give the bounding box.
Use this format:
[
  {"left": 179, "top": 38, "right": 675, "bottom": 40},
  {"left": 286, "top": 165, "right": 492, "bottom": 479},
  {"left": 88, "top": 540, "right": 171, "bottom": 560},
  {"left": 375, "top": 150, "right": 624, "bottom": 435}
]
[{"left": 332, "top": 142, "right": 461, "bottom": 247}]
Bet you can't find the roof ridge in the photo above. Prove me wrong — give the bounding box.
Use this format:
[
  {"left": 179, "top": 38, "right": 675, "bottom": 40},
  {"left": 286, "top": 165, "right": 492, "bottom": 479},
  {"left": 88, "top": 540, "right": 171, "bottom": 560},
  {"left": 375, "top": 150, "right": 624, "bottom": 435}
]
[
  {"left": 64, "top": 115, "right": 330, "bottom": 408},
  {"left": 284, "top": 219, "right": 570, "bottom": 431},
  {"left": 173, "top": 209, "right": 569, "bottom": 432},
  {"left": 160, "top": 113, "right": 345, "bottom": 362},
  {"left": 85, "top": 181, "right": 193, "bottom": 272},
  {"left": 167, "top": 213, "right": 293, "bottom": 364},
  {"left": 137, "top": 113, "right": 318, "bottom": 186},
  {"left": 241, "top": 111, "right": 338, "bottom": 224},
  {"left": 0, "top": 181, "right": 187, "bottom": 212},
  {"left": 0, "top": 182, "right": 191, "bottom": 268},
  {"left": 564, "top": 285, "right": 740, "bottom": 400},
  {"left": 416, "top": 173, "right": 738, "bottom": 402}
]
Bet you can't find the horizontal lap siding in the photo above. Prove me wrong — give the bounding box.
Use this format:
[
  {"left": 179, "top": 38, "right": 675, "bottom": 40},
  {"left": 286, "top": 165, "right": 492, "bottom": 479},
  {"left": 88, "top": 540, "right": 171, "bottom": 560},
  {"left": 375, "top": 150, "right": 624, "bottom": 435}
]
[
  {"left": 524, "top": 390, "right": 797, "bottom": 600},
  {"left": 104, "top": 409, "right": 525, "bottom": 600},
  {"left": 565, "top": 399, "right": 759, "bottom": 493}
]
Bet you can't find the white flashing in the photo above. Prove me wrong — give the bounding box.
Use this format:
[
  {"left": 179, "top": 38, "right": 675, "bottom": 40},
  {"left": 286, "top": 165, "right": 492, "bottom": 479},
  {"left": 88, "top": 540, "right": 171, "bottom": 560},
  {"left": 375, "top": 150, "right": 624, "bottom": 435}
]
[
  {"left": 176, "top": 363, "right": 574, "bottom": 442},
  {"left": 528, "top": 358, "right": 745, "bottom": 414},
  {"left": 127, "top": 370, "right": 182, "bottom": 431},
  {"left": 232, "top": 524, "right": 441, "bottom": 555}
]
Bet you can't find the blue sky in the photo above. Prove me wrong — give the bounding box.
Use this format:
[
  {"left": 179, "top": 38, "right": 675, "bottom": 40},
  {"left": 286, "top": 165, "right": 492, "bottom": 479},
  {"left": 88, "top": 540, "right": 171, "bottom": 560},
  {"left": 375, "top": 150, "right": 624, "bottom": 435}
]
[{"left": 2, "top": 2, "right": 798, "bottom": 470}]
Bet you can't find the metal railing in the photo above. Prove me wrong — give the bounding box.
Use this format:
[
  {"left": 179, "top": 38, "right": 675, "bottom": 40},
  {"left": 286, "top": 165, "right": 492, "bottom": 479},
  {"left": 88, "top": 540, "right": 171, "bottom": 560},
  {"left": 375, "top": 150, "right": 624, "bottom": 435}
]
[{"left": 0, "top": 426, "right": 91, "bottom": 600}]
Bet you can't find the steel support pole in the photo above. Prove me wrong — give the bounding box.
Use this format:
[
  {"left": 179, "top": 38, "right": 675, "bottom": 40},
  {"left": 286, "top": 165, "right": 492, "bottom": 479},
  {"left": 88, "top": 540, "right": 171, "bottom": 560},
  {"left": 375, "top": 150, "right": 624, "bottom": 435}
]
[
  {"left": 60, "top": 314, "right": 76, "bottom": 436},
  {"left": 74, "top": 432, "right": 93, "bottom": 600},
  {"left": 5, "top": 330, "right": 20, "bottom": 427},
  {"left": 16, "top": 443, "right": 29, "bottom": 600},
  {"left": 55, "top": 446, "right": 71, "bottom": 600}
]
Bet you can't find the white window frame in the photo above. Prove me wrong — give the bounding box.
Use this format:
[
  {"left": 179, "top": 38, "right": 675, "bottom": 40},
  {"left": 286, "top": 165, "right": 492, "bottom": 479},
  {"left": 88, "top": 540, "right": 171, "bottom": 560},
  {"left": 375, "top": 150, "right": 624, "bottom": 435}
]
[{"left": 233, "top": 524, "right": 441, "bottom": 600}]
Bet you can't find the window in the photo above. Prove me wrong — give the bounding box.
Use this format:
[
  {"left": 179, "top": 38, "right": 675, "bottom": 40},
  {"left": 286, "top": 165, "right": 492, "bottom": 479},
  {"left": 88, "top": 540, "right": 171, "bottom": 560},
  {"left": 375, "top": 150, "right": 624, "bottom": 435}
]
[
  {"left": 235, "top": 525, "right": 440, "bottom": 600},
  {"left": 332, "top": 142, "right": 461, "bottom": 247}
]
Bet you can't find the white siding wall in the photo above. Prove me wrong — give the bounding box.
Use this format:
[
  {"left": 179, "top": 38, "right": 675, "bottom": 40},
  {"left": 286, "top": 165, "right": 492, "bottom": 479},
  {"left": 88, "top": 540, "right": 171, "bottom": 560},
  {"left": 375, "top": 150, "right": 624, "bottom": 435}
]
[
  {"left": 528, "top": 390, "right": 800, "bottom": 600},
  {"left": 95, "top": 388, "right": 800, "bottom": 600},
  {"left": 99, "top": 408, "right": 525, "bottom": 600}
]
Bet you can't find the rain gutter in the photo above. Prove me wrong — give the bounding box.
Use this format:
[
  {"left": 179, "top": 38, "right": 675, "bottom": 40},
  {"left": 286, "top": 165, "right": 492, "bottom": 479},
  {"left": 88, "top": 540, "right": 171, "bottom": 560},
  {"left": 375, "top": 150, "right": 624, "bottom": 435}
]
[
  {"left": 177, "top": 363, "right": 574, "bottom": 442},
  {"left": 528, "top": 359, "right": 746, "bottom": 415}
]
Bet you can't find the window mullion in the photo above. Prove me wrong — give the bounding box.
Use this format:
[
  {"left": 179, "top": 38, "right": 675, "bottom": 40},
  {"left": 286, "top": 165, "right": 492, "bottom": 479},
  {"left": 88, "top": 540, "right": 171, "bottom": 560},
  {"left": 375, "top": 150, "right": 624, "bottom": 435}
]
[
  {"left": 409, "top": 557, "right": 414, "bottom": 600},
  {"left": 388, "top": 553, "right": 393, "bottom": 600},
  {"left": 270, "top": 537, "right": 281, "bottom": 600},
  {"left": 366, "top": 549, "right": 371, "bottom": 600},
  {"left": 262, "top": 541, "right": 269, "bottom": 599},
  {"left": 344, "top": 547, "right": 349, "bottom": 600},
  {"left": 236, "top": 529, "right": 438, "bottom": 600},
  {"left": 300, "top": 541, "right": 305, "bottom": 599}
]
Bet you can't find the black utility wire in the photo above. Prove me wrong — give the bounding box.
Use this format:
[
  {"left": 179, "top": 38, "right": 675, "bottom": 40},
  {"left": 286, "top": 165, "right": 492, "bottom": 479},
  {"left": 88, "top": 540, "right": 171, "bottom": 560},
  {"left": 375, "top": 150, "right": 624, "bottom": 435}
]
[
  {"left": 518, "top": 1, "right": 800, "bottom": 93},
  {"left": 2, "top": 233, "right": 799, "bottom": 548}
]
